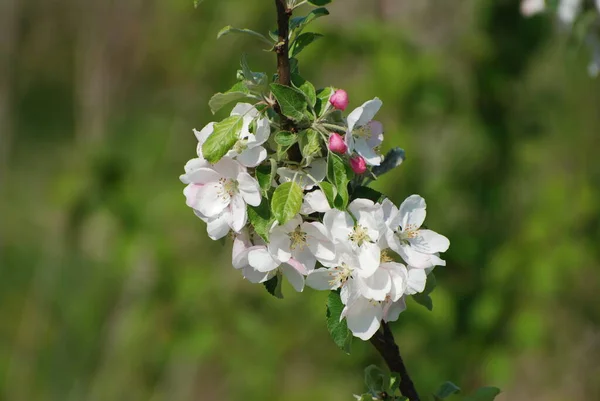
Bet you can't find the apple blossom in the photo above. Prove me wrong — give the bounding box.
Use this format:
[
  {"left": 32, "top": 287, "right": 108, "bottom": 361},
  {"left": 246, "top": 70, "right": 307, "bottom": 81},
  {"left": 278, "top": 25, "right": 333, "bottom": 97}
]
[
  {"left": 328, "top": 132, "right": 348, "bottom": 154},
  {"left": 277, "top": 158, "right": 327, "bottom": 189},
  {"left": 345, "top": 98, "right": 384, "bottom": 166},
  {"left": 349, "top": 154, "right": 367, "bottom": 174}
]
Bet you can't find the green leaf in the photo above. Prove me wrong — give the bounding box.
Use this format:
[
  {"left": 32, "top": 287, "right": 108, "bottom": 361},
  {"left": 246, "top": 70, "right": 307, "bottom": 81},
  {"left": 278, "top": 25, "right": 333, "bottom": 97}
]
[
  {"left": 364, "top": 365, "right": 389, "bottom": 395},
  {"left": 434, "top": 381, "right": 461, "bottom": 400},
  {"left": 263, "top": 271, "right": 283, "bottom": 299},
  {"left": 240, "top": 54, "right": 269, "bottom": 94},
  {"left": 271, "top": 182, "right": 303, "bottom": 225},
  {"left": 308, "top": 0, "right": 332, "bottom": 5},
  {"left": 270, "top": 83, "right": 308, "bottom": 122},
  {"left": 217, "top": 26, "right": 273, "bottom": 46},
  {"left": 274, "top": 131, "right": 297, "bottom": 147},
  {"left": 290, "top": 32, "right": 324, "bottom": 58},
  {"left": 291, "top": 74, "right": 317, "bottom": 108},
  {"left": 319, "top": 182, "right": 336, "bottom": 208},
  {"left": 463, "top": 387, "right": 501, "bottom": 401},
  {"left": 412, "top": 273, "right": 437, "bottom": 311},
  {"left": 208, "top": 91, "right": 252, "bottom": 114},
  {"left": 315, "top": 87, "right": 334, "bottom": 117},
  {"left": 298, "top": 129, "right": 322, "bottom": 160},
  {"left": 201, "top": 115, "right": 242, "bottom": 164},
  {"left": 351, "top": 186, "right": 383, "bottom": 203},
  {"left": 247, "top": 199, "right": 274, "bottom": 242},
  {"left": 327, "top": 152, "right": 352, "bottom": 209},
  {"left": 290, "top": 7, "right": 330, "bottom": 31},
  {"left": 356, "top": 395, "right": 375, "bottom": 401},
  {"left": 326, "top": 291, "right": 352, "bottom": 353},
  {"left": 389, "top": 372, "right": 401, "bottom": 394},
  {"left": 255, "top": 160, "right": 276, "bottom": 195}
]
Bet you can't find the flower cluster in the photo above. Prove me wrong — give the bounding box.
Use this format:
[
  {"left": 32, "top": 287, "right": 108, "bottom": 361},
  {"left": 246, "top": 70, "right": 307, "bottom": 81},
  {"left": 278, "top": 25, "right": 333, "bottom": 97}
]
[
  {"left": 181, "top": 81, "right": 449, "bottom": 340},
  {"left": 521, "top": 0, "right": 600, "bottom": 77}
]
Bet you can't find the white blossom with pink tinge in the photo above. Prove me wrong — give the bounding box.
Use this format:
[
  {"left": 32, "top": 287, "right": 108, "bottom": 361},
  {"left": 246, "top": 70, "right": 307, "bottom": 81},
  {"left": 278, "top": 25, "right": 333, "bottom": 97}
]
[{"left": 345, "top": 98, "right": 384, "bottom": 166}]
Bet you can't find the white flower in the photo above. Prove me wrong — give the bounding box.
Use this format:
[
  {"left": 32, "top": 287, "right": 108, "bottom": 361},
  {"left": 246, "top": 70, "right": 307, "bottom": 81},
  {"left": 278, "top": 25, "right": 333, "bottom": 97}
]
[
  {"left": 232, "top": 230, "right": 307, "bottom": 292},
  {"left": 277, "top": 158, "right": 327, "bottom": 190},
  {"left": 345, "top": 98, "right": 384, "bottom": 166},
  {"left": 520, "top": 0, "right": 545, "bottom": 17},
  {"left": 382, "top": 196, "right": 449, "bottom": 269},
  {"left": 267, "top": 215, "right": 336, "bottom": 272},
  {"left": 300, "top": 189, "right": 332, "bottom": 215},
  {"left": 324, "top": 199, "right": 385, "bottom": 276},
  {"left": 180, "top": 157, "right": 261, "bottom": 239},
  {"left": 193, "top": 103, "right": 269, "bottom": 167}
]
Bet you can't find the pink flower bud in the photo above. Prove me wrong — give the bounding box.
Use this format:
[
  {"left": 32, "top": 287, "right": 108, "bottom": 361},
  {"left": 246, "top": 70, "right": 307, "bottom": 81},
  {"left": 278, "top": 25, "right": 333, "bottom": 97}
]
[
  {"left": 350, "top": 155, "right": 367, "bottom": 175},
  {"left": 328, "top": 133, "right": 348, "bottom": 154},
  {"left": 329, "top": 89, "right": 349, "bottom": 111}
]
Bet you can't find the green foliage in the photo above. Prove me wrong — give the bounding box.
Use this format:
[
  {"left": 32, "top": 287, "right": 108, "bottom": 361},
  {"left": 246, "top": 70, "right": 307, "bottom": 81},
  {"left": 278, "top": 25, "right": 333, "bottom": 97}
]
[
  {"left": 255, "top": 160, "right": 276, "bottom": 196},
  {"left": 270, "top": 83, "right": 309, "bottom": 122},
  {"left": 290, "top": 32, "right": 324, "bottom": 58},
  {"left": 201, "top": 115, "right": 242, "bottom": 163},
  {"left": 434, "top": 381, "right": 461, "bottom": 400},
  {"left": 291, "top": 74, "right": 317, "bottom": 108},
  {"left": 217, "top": 25, "right": 273, "bottom": 46},
  {"left": 327, "top": 152, "right": 353, "bottom": 209},
  {"left": 271, "top": 181, "right": 303, "bottom": 225},
  {"left": 263, "top": 271, "right": 283, "bottom": 299},
  {"left": 412, "top": 272, "right": 437, "bottom": 311},
  {"left": 326, "top": 291, "right": 352, "bottom": 354},
  {"left": 298, "top": 128, "right": 321, "bottom": 160},
  {"left": 364, "top": 365, "right": 389, "bottom": 395},
  {"left": 208, "top": 82, "right": 253, "bottom": 114},
  {"left": 315, "top": 87, "right": 334, "bottom": 117},
  {"left": 274, "top": 131, "right": 297, "bottom": 147},
  {"left": 290, "top": 7, "right": 330, "bottom": 32},
  {"left": 248, "top": 199, "right": 274, "bottom": 242},
  {"left": 351, "top": 186, "right": 383, "bottom": 203},
  {"left": 319, "top": 181, "right": 336, "bottom": 208}
]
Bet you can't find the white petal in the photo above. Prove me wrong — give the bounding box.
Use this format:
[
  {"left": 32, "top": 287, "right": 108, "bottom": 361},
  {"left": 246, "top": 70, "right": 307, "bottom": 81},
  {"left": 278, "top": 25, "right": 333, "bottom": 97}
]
[
  {"left": 229, "top": 195, "right": 247, "bottom": 232},
  {"left": 306, "top": 269, "right": 337, "bottom": 290},
  {"left": 366, "top": 121, "right": 384, "bottom": 148},
  {"left": 250, "top": 117, "right": 270, "bottom": 146},
  {"left": 248, "top": 248, "right": 280, "bottom": 272},
  {"left": 242, "top": 266, "right": 272, "bottom": 283},
  {"left": 301, "top": 190, "right": 331, "bottom": 214},
  {"left": 304, "top": 222, "right": 336, "bottom": 262},
  {"left": 183, "top": 184, "right": 201, "bottom": 209},
  {"left": 409, "top": 229, "right": 450, "bottom": 254},
  {"left": 206, "top": 210, "right": 231, "bottom": 240},
  {"left": 230, "top": 102, "right": 255, "bottom": 117},
  {"left": 405, "top": 268, "right": 427, "bottom": 295},
  {"left": 194, "top": 123, "right": 215, "bottom": 155},
  {"left": 286, "top": 257, "right": 309, "bottom": 275},
  {"left": 356, "top": 242, "right": 381, "bottom": 277},
  {"left": 304, "top": 159, "right": 327, "bottom": 186},
  {"left": 347, "top": 98, "right": 383, "bottom": 132},
  {"left": 323, "top": 210, "right": 354, "bottom": 243},
  {"left": 291, "top": 246, "right": 316, "bottom": 272},
  {"left": 399, "top": 195, "right": 427, "bottom": 230},
  {"left": 383, "top": 297, "right": 406, "bottom": 323},
  {"left": 236, "top": 146, "right": 267, "bottom": 167},
  {"left": 357, "top": 268, "right": 391, "bottom": 301},
  {"left": 399, "top": 245, "right": 446, "bottom": 269},
  {"left": 344, "top": 297, "right": 383, "bottom": 340},
  {"left": 232, "top": 233, "right": 251, "bottom": 269},
  {"left": 354, "top": 138, "right": 381, "bottom": 166},
  {"left": 237, "top": 172, "right": 261, "bottom": 206},
  {"left": 381, "top": 198, "right": 401, "bottom": 228},
  {"left": 348, "top": 198, "right": 375, "bottom": 214},
  {"left": 212, "top": 157, "right": 242, "bottom": 179},
  {"left": 281, "top": 264, "right": 305, "bottom": 292},
  {"left": 195, "top": 183, "right": 229, "bottom": 217},
  {"left": 267, "top": 228, "right": 292, "bottom": 262},
  {"left": 382, "top": 262, "right": 408, "bottom": 301}
]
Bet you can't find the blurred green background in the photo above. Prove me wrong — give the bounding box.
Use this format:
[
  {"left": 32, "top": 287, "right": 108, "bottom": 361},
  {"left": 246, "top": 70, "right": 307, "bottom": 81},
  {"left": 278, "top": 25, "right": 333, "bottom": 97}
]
[{"left": 1, "top": 0, "right": 600, "bottom": 400}]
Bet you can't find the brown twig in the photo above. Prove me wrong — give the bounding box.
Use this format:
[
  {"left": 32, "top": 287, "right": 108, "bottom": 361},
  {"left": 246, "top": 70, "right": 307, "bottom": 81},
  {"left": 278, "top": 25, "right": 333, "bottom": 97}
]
[{"left": 369, "top": 322, "right": 421, "bottom": 401}]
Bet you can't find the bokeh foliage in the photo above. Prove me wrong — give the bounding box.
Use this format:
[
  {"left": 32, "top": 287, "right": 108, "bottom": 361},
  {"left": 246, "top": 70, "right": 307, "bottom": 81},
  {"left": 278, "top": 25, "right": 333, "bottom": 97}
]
[{"left": 1, "top": 0, "right": 599, "bottom": 400}]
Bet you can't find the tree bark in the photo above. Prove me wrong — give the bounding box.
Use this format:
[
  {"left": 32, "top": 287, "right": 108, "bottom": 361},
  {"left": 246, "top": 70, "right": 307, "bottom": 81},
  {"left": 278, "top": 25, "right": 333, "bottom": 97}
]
[
  {"left": 275, "top": 0, "right": 291, "bottom": 86},
  {"left": 370, "top": 322, "right": 421, "bottom": 401}
]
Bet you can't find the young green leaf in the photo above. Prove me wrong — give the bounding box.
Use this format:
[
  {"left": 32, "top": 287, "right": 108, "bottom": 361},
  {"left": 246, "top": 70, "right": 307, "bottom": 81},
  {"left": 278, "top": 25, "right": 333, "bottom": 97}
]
[
  {"left": 217, "top": 26, "right": 274, "bottom": 46},
  {"left": 201, "top": 115, "right": 242, "bottom": 164},
  {"left": 412, "top": 272, "right": 437, "bottom": 311},
  {"left": 248, "top": 198, "right": 275, "bottom": 242},
  {"left": 308, "top": 0, "right": 332, "bottom": 5},
  {"left": 291, "top": 74, "right": 317, "bottom": 107},
  {"left": 389, "top": 372, "right": 401, "bottom": 394},
  {"left": 290, "top": 32, "right": 324, "bottom": 58},
  {"left": 270, "top": 83, "right": 309, "bottom": 122},
  {"left": 319, "top": 182, "right": 336, "bottom": 207},
  {"left": 271, "top": 181, "right": 303, "bottom": 225},
  {"left": 209, "top": 91, "right": 252, "bottom": 114},
  {"left": 290, "top": 7, "right": 330, "bottom": 31},
  {"left": 463, "top": 387, "right": 501, "bottom": 401},
  {"left": 298, "top": 129, "right": 322, "bottom": 159},
  {"left": 327, "top": 152, "right": 353, "bottom": 209},
  {"left": 274, "top": 131, "right": 297, "bottom": 147},
  {"left": 255, "top": 160, "right": 276, "bottom": 195},
  {"left": 315, "top": 87, "right": 334, "bottom": 117},
  {"left": 434, "top": 381, "right": 461, "bottom": 400},
  {"left": 263, "top": 271, "right": 283, "bottom": 299},
  {"left": 364, "top": 365, "right": 389, "bottom": 395},
  {"left": 326, "top": 291, "right": 352, "bottom": 354}
]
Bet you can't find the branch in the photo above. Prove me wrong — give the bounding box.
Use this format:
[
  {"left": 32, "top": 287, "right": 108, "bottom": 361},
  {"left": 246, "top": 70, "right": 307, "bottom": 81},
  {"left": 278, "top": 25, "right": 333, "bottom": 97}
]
[
  {"left": 274, "top": 0, "right": 291, "bottom": 86},
  {"left": 369, "top": 322, "right": 421, "bottom": 401}
]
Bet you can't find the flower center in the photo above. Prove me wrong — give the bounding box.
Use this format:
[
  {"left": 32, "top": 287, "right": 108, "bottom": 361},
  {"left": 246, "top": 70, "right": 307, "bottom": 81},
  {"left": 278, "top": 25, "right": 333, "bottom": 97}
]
[
  {"left": 348, "top": 224, "right": 372, "bottom": 246},
  {"left": 219, "top": 178, "right": 239, "bottom": 198},
  {"left": 380, "top": 250, "right": 394, "bottom": 263},
  {"left": 329, "top": 262, "right": 353, "bottom": 287},
  {"left": 353, "top": 125, "right": 372, "bottom": 140},
  {"left": 288, "top": 225, "right": 307, "bottom": 251},
  {"left": 397, "top": 223, "right": 419, "bottom": 242}
]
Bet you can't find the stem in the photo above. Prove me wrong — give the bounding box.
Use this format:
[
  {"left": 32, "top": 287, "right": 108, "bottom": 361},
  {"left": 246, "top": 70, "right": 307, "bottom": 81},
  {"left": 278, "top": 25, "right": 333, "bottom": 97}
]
[{"left": 369, "top": 322, "right": 421, "bottom": 401}]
